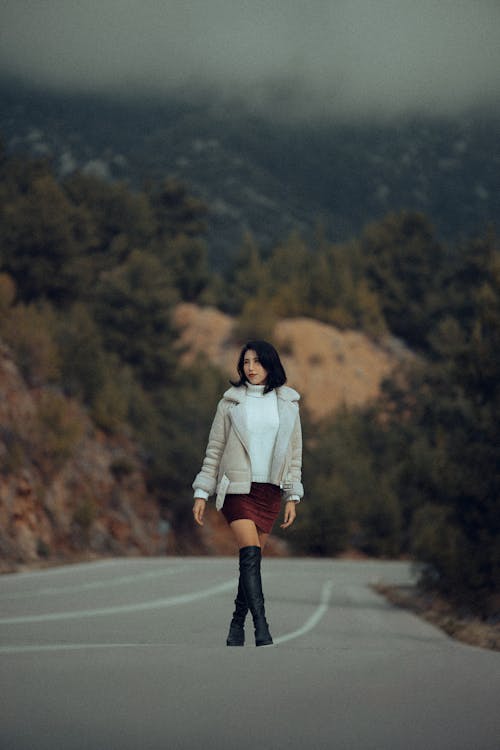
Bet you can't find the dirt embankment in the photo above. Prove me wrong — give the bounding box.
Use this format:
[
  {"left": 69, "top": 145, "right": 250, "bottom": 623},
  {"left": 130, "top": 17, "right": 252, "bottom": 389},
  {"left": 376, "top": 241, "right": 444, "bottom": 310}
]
[
  {"left": 174, "top": 303, "right": 410, "bottom": 419},
  {"left": 0, "top": 341, "right": 165, "bottom": 573}
]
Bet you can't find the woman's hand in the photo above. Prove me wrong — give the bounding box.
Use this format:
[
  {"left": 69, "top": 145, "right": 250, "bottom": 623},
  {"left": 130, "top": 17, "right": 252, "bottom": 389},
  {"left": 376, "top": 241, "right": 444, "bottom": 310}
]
[
  {"left": 280, "top": 500, "right": 297, "bottom": 529},
  {"left": 192, "top": 497, "right": 207, "bottom": 526}
]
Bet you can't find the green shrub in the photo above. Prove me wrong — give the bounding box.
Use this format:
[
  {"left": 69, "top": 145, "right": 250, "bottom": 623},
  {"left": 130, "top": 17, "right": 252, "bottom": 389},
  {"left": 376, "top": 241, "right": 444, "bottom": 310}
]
[
  {"left": 289, "top": 475, "right": 350, "bottom": 556},
  {"left": 0, "top": 272, "right": 16, "bottom": 314},
  {"left": 232, "top": 296, "right": 277, "bottom": 344},
  {"left": 0, "top": 428, "right": 26, "bottom": 475},
  {"left": 110, "top": 455, "right": 135, "bottom": 481},
  {"left": 31, "top": 391, "right": 85, "bottom": 475},
  {"left": 0, "top": 303, "right": 60, "bottom": 385},
  {"left": 36, "top": 539, "right": 50, "bottom": 558},
  {"left": 410, "top": 505, "right": 463, "bottom": 591},
  {"left": 73, "top": 496, "right": 98, "bottom": 543}
]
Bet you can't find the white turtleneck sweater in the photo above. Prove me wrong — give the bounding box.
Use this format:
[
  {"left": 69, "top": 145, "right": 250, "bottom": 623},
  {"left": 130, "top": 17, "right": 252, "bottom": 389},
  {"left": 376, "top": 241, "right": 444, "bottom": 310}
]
[
  {"left": 244, "top": 383, "right": 279, "bottom": 483},
  {"left": 244, "top": 386, "right": 299, "bottom": 500}
]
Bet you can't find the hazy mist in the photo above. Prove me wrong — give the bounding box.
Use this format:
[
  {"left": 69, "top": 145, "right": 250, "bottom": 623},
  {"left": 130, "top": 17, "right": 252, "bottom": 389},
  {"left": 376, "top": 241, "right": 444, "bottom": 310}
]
[{"left": 1, "top": 0, "right": 499, "bottom": 120}]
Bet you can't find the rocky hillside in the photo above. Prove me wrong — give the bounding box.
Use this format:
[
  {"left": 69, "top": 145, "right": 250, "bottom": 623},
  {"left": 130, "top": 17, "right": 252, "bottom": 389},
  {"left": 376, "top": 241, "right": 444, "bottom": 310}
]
[
  {"left": 0, "top": 340, "right": 165, "bottom": 572},
  {"left": 174, "top": 303, "right": 410, "bottom": 419}
]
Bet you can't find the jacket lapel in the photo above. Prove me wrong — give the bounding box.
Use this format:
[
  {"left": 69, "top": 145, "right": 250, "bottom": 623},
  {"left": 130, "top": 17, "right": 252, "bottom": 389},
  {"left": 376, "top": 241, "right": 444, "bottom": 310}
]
[
  {"left": 271, "top": 395, "right": 298, "bottom": 477},
  {"left": 227, "top": 394, "right": 251, "bottom": 453}
]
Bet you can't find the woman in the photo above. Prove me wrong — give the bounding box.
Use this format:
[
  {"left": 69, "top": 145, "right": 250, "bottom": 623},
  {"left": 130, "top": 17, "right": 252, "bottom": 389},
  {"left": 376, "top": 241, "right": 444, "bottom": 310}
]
[{"left": 192, "top": 340, "right": 303, "bottom": 647}]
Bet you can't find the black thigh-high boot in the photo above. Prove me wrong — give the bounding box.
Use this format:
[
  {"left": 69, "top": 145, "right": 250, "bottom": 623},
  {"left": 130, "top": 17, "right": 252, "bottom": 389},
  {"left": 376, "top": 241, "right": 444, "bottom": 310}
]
[
  {"left": 239, "top": 545, "right": 273, "bottom": 647},
  {"left": 226, "top": 576, "right": 248, "bottom": 646}
]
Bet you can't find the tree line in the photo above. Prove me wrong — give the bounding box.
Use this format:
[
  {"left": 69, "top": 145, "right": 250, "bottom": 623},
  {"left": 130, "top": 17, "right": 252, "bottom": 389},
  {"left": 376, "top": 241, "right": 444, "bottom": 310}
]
[{"left": 0, "top": 144, "right": 498, "bottom": 616}]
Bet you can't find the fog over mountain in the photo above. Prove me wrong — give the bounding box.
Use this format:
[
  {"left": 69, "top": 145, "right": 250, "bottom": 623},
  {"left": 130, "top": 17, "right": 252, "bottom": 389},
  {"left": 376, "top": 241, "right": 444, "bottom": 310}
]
[
  {"left": 1, "top": 0, "right": 500, "bottom": 120},
  {"left": 1, "top": 3, "right": 499, "bottom": 260},
  {"left": 2, "top": 81, "right": 498, "bottom": 266}
]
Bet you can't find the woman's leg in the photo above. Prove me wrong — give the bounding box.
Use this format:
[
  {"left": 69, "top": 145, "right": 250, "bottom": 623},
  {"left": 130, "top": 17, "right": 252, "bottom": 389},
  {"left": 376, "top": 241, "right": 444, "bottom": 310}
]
[
  {"left": 229, "top": 519, "right": 270, "bottom": 551},
  {"left": 229, "top": 520, "right": 273, "bottom": 646},
  {"left": 226, "top": 573, "right": 247, "bottom": 646},
  {"left": 258, "top": 530, "right": 270, "bottom": 551},
  {"left": 225, "top": 520, "right": 256, "bottom": 646},
  {"left": 238, "top": 545, "right": 273, "bottom": 646},
  {"left": 229, "top": 519, "right": 261, "bottom": 548}
]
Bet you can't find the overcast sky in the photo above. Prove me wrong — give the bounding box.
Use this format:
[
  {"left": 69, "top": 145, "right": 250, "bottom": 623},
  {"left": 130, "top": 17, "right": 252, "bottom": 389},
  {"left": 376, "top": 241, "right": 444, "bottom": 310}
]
[{"left": 1, "top": 0, "right": 499, "bottom": 120}]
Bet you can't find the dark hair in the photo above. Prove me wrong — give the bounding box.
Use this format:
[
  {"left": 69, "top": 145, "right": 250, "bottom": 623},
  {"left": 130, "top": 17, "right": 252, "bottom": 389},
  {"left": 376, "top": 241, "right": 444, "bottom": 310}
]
[{"left": 231, "top": 340, "right": 287, "bottom": 393}]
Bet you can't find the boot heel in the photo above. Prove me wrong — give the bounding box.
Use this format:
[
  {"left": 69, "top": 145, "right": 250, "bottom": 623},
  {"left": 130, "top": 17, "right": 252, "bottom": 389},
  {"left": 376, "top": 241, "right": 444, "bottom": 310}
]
[
  {"left": 255, "top": 633, "right": 273, "bottom": 647},
  {"left": 226, "top": 619, "right": 245, "bottom": 646}
]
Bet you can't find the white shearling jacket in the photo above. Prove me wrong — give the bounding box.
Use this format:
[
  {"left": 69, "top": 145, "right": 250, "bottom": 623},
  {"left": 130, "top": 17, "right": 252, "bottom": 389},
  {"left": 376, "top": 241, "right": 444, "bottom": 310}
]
[{"left": 192, "top": 385, "right": 304, "bottom": 510}]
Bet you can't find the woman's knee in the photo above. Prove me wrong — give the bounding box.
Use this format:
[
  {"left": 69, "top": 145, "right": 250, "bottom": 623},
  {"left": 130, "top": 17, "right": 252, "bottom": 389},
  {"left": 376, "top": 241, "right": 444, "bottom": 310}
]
[
  {"left": 230, "top": 519, "right": 260, "bottom": 548},
  {"left": 258, "top": 531, "right": 269, "bottom": 551}
]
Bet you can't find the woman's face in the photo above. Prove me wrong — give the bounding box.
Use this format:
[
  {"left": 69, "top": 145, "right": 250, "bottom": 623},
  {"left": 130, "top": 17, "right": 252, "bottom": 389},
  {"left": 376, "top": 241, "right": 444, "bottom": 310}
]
[{"left": 243, "top": 349, "right": 268, "bottom": 385}]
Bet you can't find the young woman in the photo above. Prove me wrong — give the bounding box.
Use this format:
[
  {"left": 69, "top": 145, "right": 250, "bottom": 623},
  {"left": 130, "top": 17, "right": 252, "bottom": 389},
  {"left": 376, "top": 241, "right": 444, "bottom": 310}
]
[{"left": 192, "top": 340, "right": 303, "bottom": 646}]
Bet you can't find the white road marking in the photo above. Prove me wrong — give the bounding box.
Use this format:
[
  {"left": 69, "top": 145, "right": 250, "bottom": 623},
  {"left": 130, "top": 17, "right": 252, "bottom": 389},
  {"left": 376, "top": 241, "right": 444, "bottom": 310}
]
[
  {"left": 0, "top": 643, "right": 144, "bottom": 654},
  {"left": 0, "top": 578, "right": 238, "bottom": 625},
  {"left": 0, "top": 559, "right": 125, "bottom": 581},
  {"left": 0, "top": 565, "right": 193, "bottom": 600},
  {"left": 0, "top": 579, "right": 334, "bottom": 652},
  {"left": 274, "top": 579, "right": 333, "bottom": 645}
]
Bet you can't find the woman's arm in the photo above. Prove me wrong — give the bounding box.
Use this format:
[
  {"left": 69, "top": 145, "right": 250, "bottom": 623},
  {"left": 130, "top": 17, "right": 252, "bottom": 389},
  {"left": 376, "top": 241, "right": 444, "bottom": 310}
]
[
  {"left": 192, "top": 399, "right": 228, "bottom": 497},
  {"left": 192, "top": 497, "right": 207, "bottom": 526},
  {"left": 280, "top": 500, "right": 297, "bottom": 529},
  {"left": 281, "top": 414, "right": 304, "bottom": 502}
]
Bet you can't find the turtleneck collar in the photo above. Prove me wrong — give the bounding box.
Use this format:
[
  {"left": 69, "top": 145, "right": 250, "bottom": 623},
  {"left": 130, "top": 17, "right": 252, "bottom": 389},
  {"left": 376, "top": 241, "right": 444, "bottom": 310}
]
[{"left": 245, "top": 383, "right": 267, "bottom": 397}]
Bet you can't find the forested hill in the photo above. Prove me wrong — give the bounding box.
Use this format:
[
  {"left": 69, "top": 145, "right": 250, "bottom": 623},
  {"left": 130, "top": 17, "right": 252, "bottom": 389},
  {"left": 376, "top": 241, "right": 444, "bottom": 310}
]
[
  {"left": 1, "top": 80, "right": 499, "bottom": 265},
  {"left": 0, "top": 144, "right": 498, "bottom": 618}
]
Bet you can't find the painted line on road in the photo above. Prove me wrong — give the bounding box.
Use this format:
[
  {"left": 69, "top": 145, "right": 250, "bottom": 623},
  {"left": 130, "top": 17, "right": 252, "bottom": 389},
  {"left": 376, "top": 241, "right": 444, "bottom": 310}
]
[
  {"left": 0, "top": 565, "right": 194, "bottom": 600},
  {"left": 0, "top": 559, "right": 126, "bottom": 582},
  {"left": 273, "top": 579, "right": 334, "bottom": 645},
  {"left": 0, "top": 578, "right": 333, "bottom": 652},
  {"left": 0, "top": 642, "right": 145, "bottom": 655},
  {"left": 0, "top": 578, "right": 238, "bottom": 625}
]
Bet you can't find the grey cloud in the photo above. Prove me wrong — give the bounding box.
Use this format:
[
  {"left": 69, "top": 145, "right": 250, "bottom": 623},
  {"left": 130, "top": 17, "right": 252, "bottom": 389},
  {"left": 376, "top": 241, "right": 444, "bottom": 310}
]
[{"left": 1, "top": 0, "right": 499, "bottom": 119}]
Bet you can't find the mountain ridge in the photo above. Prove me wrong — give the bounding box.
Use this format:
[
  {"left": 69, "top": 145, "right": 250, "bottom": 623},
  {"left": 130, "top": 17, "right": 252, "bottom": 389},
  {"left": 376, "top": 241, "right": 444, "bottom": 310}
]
[{"left": 1, "top": 80, "right": 498, "bottom": 266}]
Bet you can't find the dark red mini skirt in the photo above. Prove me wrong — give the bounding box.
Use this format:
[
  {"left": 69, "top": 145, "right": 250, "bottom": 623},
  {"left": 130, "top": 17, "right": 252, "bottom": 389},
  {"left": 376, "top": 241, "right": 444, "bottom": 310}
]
[{"left": 221, "top": 482, "right": 282, "bottom": 534}]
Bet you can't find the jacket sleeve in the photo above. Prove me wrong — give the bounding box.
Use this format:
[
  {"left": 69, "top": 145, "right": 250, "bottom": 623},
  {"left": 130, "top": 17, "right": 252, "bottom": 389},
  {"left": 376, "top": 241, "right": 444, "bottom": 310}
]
[
  {"left": 192, "top": 399, "right": 228, "bottom": 498},
  {"left": 282, "top": 413, "right": 304, "bottom": 502}
]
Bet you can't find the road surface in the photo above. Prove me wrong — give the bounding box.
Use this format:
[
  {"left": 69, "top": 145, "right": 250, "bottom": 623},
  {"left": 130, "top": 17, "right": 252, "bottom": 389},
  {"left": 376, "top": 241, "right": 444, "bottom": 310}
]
[{"left": 1, "top": 557, "right": 499, "bottom": 750}]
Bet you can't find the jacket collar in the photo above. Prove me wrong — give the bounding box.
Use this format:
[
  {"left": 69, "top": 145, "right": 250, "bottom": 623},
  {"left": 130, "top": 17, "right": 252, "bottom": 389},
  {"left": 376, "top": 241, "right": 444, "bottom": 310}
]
[{"left": 223, "top": 384, "right": 300, "bottom": 404}]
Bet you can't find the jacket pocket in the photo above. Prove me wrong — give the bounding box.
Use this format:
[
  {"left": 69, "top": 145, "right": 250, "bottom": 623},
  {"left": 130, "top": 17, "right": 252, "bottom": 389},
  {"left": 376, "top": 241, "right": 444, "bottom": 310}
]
[{"left": 215, "top": 474, "right": 230, "bottom": 511}]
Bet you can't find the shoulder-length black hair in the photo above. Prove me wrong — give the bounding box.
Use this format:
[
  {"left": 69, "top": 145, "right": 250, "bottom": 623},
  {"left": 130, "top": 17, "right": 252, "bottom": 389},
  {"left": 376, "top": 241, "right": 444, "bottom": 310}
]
[{"left": 231, "top": 340, "right": 287, "bottom": 393}]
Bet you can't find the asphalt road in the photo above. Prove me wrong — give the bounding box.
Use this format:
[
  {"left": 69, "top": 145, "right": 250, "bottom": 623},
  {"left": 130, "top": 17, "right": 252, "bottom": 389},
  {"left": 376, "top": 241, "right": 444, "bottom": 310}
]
[{"left": 1, "top": 557, "right": 499, "bottom": 750}]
